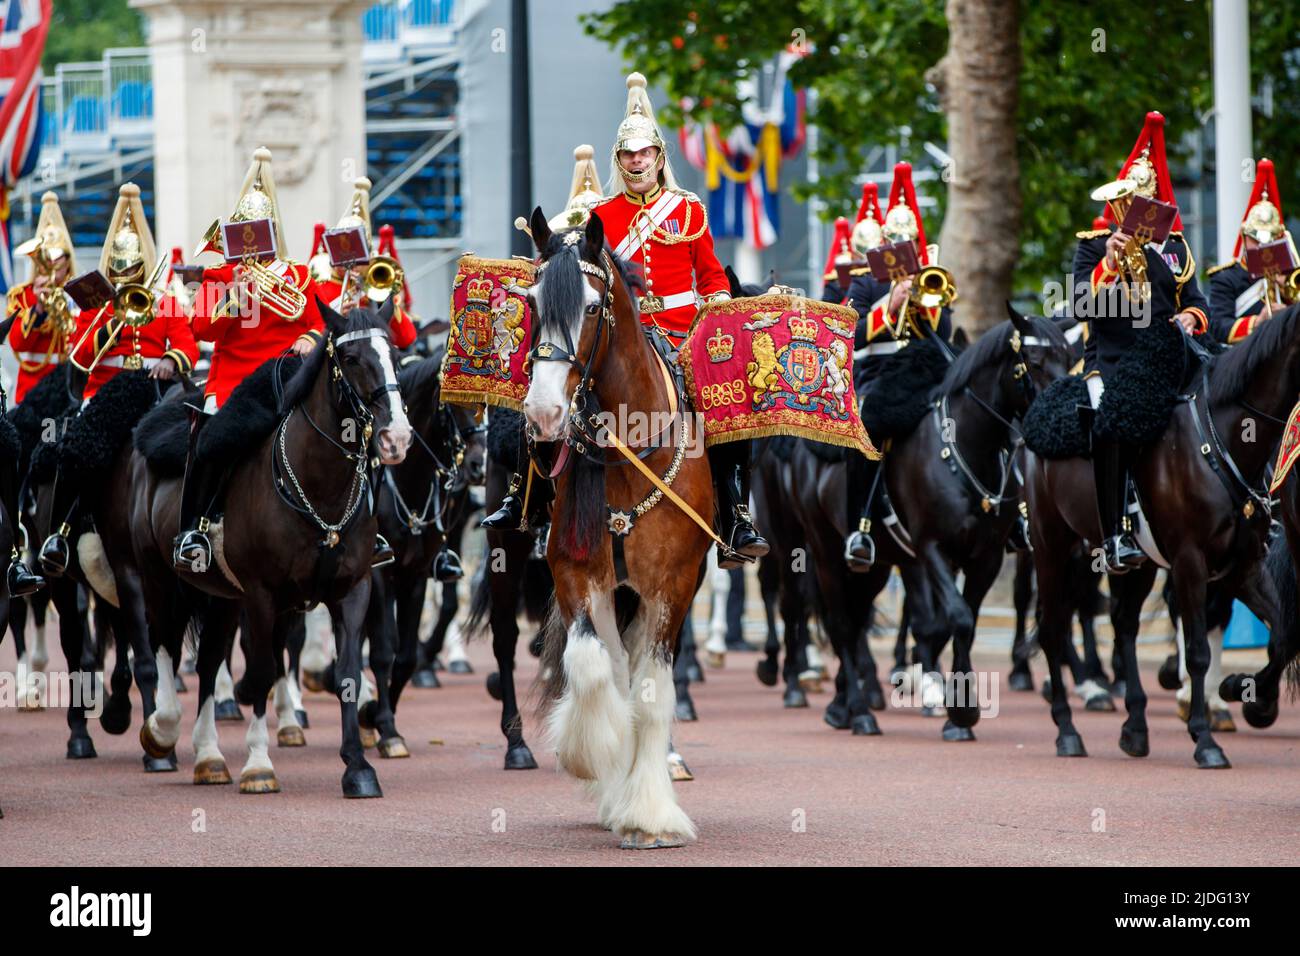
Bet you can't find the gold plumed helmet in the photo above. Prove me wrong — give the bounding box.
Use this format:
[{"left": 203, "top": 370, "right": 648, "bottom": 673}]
[
  {"left": 882, "top": 204, "right": 919, "bottom": 244},
  {"left": 851, "top": 216, "right": 884, "bottom": 258},
  {"left": 229, "top": 147, "right": 286, "bottom": 255},
  {"left": 99, "top": 182, "right": 157, "bottom": 283},
  {"left": 548, "top": 145, "right": 604, "bottom": 230},
  {"left": 1126, "top": 148, "right": 1157, "bottom": 199},
  {"left": 17, "top": 191, "right": 77, "bottom": 277},
  {"left": 610, "top": 72, "right": 678, "bottom": 190},
  {"left": 336, "top": 176, "right": 374, "bottom": 243},
  {"left": 1242, "top": 191, "right": 1284, "bottom": 244}
]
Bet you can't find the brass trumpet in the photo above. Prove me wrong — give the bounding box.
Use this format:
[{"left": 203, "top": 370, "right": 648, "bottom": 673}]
[
  {"left": 1090, "top": 179, "right": 1150, "bottom": 304},
  {"left": 910, "top": 265, "right": 958, "bottom": 310},
  {"left": 113, "top": 257, "right": 170, "bottom": 327},
  {"left": 363, "top": 255, "right": 403, "bottom": 304}
]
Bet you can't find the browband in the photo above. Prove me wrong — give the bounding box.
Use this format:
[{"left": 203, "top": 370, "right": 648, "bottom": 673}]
[{"left": 335, "top": 328, "right": 389, "bottom": 346}]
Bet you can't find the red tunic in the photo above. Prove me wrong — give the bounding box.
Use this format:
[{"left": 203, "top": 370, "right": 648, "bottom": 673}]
[
  {"left": 70, "top": 297, "right": 199, "bottom": 402},
  {"left": 6, "top": 283, "right": 72, "bottom": 403},
  {"left": 315, "top": 277, "right": 417, "bottom": 349},
  {"left": 591, "top": 186, "right": 729, "bottom": 337},
  {"left": 191, "top": 261, "right": 324, "bottom": 407}
]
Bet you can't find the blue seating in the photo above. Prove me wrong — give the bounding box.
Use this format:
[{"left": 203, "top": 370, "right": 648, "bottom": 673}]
[
  {"left": 113, "top": 81, "right": 152, "bottom": 120},
  {"left": 65, "top": 96, "right": 104, "bottom": 134}
]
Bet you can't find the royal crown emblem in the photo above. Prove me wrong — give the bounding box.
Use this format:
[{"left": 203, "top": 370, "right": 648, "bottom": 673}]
[
  {"left": 706, "top": 326, "right": 735, "bottom": 363},
  {"left": 466, "top": 277, "right": 493, "bottom": 306},
  {"left": 823, "top": 311, "right": 853, "bottom": 339},
  {"left": 788, "top": 314, "right": 818, "bottom": 342}
]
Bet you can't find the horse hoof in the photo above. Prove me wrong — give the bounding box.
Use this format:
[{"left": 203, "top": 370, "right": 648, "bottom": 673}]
[
  {"left": 920, "top": 705, "right": 945, "bottom": 718},
  {"left": 360, "top": 726, "right": 379, "bottom": 749},
  {"left": 138, "top": 723, "right": 171, "bottom": 760},
  {"left": 99, "top": 699, "right": 132, "bottom": 736},
  {"left": 1195, "top": 745, "right": 1231, "bottom": 770},
  {"left": 504, "top": 744, "right": 538, "bottom": 770},
  {"left": 214, "top": 699, "right": 244, "bottom": 722},
  {"left": 798, "top": 672, "right": 824, "bottom": 694},
  {"left": 239, "top": 769, "right": 282, "bottom": 794},
  {"left": 755, "top": 659, "right": 778, "bottom": 687},
  {"left": 1119, "top": 728, "right": 1149, "bottom": 757},
  {"left": 485, "top": 672, "right": 501, "bottom": 701},
  {"left": 1056, "top": 734, "right": 1087, "bottom": 757},
  {"left": 301, "top": 670, "right": 326, "bottom": 693},
  {"left": 783, "top": 688, "right": 808, "bottom": 709},
  {"left": 143, "top": 751, "right": 177, "bottom": 773},
  {"left": 942, "top": 720, "right": 975, "bottom": 742},
  {"left": 1157, "top": 654, "right": 1181, "bottom": 691},
  {"left": 174, "top": 673, "right": 187, "bottom": 694},
  {"left": 193, "top": 758, "right": 232, "bottom": 785},
  {"left": 619, "top": 830, "right": 685, "bottom": 850},
  {"left": 295, "top": 708, "right": 310, "bottom": 729},
  {"left": 448, "top": 660, "right": 472, "bottom": 675},
  {"left": 668, "top": 755, "right": 694, "bottom": 782},
  {"left": 1008, "top": 671, "right": 1034, "bottom": 692},
  {"left": 17, "top": 696, "right": 45, "bottom": 712},
  {"left": 947, "top": 705, "right": 980, "bottom": 729},
  {"left": 342, "top": 766, "right": 383, "bottom": 798},
  {"left": 411, "top": 669, "right": 438, "bottom": 689},
  {"left": 277, "top": 726, "right": 307, "bottom": 748},
  {"left": 1175, "top": 697, "right": 1192, "bottom": 723},
  {"left": 1084, "top": 693, "right": 1116, "bottom": 713},
  {"left": 686, "top": 664, "right": 704, "bottom": 683},
  {"left": 704, "top": 651, "right": 725, "bottom": 670},
  {"left": 66, "top": 737, "right": 97, "bottom": 760},
  {"left": 1242, "top": 699, "right": 1279, "bottom": 729},
  {"left": 823, "top": 703, "right": 850, "bottom": 730},
  {"left": 1218, "top": 673, "right": 1250, "bottom": 703},
  {"left": 851, "top": 714, "right": 881, "bottom": 736},
  {"left": 675, "top": 698, "right": 698, "bottom": 722},
  {"left": 1210, "top": 709, "right": 1236, "bottom": 733},
  {"left": 866, "top": 688, "right": 886, "bottom": 711},
  {"left": 377, "top": 736, "right": 410, "bottom": 759}
]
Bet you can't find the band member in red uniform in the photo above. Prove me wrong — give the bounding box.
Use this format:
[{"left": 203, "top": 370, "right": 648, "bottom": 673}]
[
  {"left": 39, "top": 183, "right": 199, "bottom": 574},
  {"left": 7, "top": 192, "right": 77, "bottom": 405},
  {"left": 173, "top": 147, "right": 325, "bottom": 572},
  {"left": 484, "top": 73, "right": 766, "bottom": 566},
  {"left": 312, "top": 177, "right": 417, "bottom": 348}
]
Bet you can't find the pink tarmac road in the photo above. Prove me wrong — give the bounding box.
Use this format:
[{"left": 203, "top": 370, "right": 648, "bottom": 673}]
[{"left": 2, "top": 633, "right": 1298, "bottom": 866}]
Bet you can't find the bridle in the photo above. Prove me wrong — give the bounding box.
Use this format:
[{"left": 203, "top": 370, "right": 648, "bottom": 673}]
[
  {"left": 271, "top": 325, "right": 401, "bottom": 548},
  {"left": 383, "top": 385, "right": 483, "bottom": 538}
]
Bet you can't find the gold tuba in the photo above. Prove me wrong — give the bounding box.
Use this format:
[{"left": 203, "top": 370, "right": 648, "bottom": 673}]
[
  {"left": 911, "top": 265, "right": 958, "bottom": 310},
  {"left": 363, "top": 255, "right": 403, "bottom": 304},
  {"left": 242, "top": 256, "right": 307, "bottom": 320},
  {"left": 1090, "top": 179, "right": 1149, "bottom": 304},
  {"left": 112, "top": 257, "right": 170, "bottom": 327}
]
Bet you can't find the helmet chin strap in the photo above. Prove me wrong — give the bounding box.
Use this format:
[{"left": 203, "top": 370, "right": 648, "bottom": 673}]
[{"left": 619, "top": 156, "right": 663, "bottom": 188}]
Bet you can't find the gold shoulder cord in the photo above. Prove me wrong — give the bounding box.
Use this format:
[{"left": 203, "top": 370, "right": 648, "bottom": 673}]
[{"left": 648, "top": 196, "right": 709, "bottom": 245}]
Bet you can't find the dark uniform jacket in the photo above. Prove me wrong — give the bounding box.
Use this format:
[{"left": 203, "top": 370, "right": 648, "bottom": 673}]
[
  {"left": 1072, "top": 229, "right": 1209, "bottom": 379},
  {"left": 1207, "top": 260, "right": 1268, "bottom": 345}
]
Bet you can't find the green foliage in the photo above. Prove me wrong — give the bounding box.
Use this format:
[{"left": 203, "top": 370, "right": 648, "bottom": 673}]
[
  {"left": 583, "top": 0, "right": 1288, "bottom": 291},
  {"left": 43, "top": 0, "right": 144, "bottom": 70}
]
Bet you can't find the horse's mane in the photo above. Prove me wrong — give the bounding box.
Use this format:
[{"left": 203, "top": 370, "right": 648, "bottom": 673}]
[
  {"left": 536, "top": 230, "right": 644, "bottom": 337},
  {"left": 1209, "top": 302, "right": 1300, "bottom": 406},
  {"left": 279, "top": 306, "right": 389, "bottom": 413},
  {"left": 397, "top": 344, "right": 446, "bottom": 402},
  {"left": 942, "top": 316, "right": 1067, "bottom": 396}
]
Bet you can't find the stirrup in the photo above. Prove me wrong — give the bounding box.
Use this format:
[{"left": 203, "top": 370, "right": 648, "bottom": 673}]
[
  {"left": 432, "top": 547, "right": 463, "bottom": 582},
  {"left": 716, "top": 540, "right": 754, "bottom": 570},
  {"left": 38, "top": 525, "right": 71, "bottom": 577},
  {"left": 372, "top": 533, "right": 396, "bottom": 569},
  {"left": 173, "top": 524, "right": 213, "bottom": 573},
  {"left": 845, "top": 529, "right": 876, "bottom": 572}
]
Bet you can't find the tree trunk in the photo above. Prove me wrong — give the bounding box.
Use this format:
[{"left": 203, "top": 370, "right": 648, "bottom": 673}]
[{"left": 935, "top": 0, "right": 1021, "bottom": 335}]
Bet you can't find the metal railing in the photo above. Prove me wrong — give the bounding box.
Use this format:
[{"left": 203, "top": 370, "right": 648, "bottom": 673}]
[
  {"left": 363, "top": 0, "right": 460, "bottom": 45},
  {"left": 40, "top": 48, "right": 152, "bottom": 155}
]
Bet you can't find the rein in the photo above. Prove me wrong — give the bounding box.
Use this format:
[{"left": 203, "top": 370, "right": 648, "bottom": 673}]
[{"left": 1184, "top": 366, "right": 1274, "bottom": 522}]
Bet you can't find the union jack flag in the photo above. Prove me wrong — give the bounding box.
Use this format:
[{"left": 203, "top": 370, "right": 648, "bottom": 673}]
[{"left": 0, "top": 0, "right": 52, "bottom": 294}]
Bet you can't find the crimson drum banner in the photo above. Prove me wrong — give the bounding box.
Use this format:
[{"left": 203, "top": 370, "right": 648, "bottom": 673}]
[
  {"left": 680, "top": 293, "right": 879, "bottom": 459},
  {"left": 440, "top": 254, "right": 535, "bottom": 409}
]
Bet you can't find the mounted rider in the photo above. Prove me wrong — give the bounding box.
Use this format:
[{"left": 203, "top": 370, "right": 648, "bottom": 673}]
[
  {"left": 483, "top": 72, "right": 768, "bottom": 568},
  {"left": 1206, "top": 158, "right": 1294, "bottom": 345},
  {"left": 39, "top": 183, "right": 199, "bottom": 575},
  {"left": 843, "top": 161, "right": 955, "bottom": 570},
  {"left": 1074, "top": 110, "right": 1210, "bottom": 574},
  {"left": 821, "top": 183, "right": 884, "bottom": 307},
  {"left": 310, "top": 177, "right": 418, "bottom": 350},
  {"left": 172, "top": 146, "right": 327, "bottom": 573}
]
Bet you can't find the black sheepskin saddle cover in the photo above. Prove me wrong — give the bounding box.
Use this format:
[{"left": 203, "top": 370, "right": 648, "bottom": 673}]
[
  {"left": 57, "top": 371, "right": 159, "bottom": 486},
  {"left": 857, "top": 336, "right": 950, "bottom": 442},
  {"left": 488, "top": 407, "right": 525, "bottom": 472},
  {"left": 0, "top": 410, "right": 19, "bottom": 466},
  {"left": 1023, "top": 319, "right": 1191, "bottom": 459},
  {"left": 133, "top": 355, "right": 304, "bottom": 477},
  {"left": 8, "top": 368, "right": 79, "bottom": 464}
]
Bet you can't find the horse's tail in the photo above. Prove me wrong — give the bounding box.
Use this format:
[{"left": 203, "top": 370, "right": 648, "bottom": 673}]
[
  {"left": 1265, "top": 533, "right": 1300, "bottom": 700},
  {"left": 531, "top": 597, "right": 567, "bottom": 715},
  {"left": 464, "top": 561, "right": 492, "bottom": 641}
]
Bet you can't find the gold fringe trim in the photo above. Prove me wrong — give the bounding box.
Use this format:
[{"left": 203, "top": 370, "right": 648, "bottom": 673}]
[
  {"left": 441, "top": 387, "right": 524, "bottom": 412},
  {"left": 705, "top": 422, "right": 880, "bottom": 460}
]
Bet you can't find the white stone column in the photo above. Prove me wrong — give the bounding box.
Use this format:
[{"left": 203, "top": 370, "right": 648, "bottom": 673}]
[
  {"left": 1212, "top": 0, "right": 1252, "bottom": 264},
  {"left": 132, "top": 0, "right": 371, "bottom": 261}
]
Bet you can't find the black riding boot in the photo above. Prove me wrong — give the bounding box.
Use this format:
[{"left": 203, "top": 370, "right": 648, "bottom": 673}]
[
  {"left": 481, "top": 471, "right": 526, "bottom": 531},
  {"left": 709, "top": 443, "right": 767, "bottom": 569},
  {"left": 172, "top": 414, "right": 226, "bottom": 573},
  {"left": 3, "top": 462, "right": 43, "bottom": 596},
  {"left": 368, "top": 469, "right": 395, "bottom": 568},
  {"left": 1092, "top": 435, "right": 1145, "bottom": 574},
  {"left": 37, "top": 470, "right": 77, "bottom": 578},
  {"left": 844, "top": 454, "right": 883, "bottom": 572}
]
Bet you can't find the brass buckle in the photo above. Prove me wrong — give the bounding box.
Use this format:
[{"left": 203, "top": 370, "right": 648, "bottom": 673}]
[{"left": 639, "top": 294, "right": 665, "bottom": 314}]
